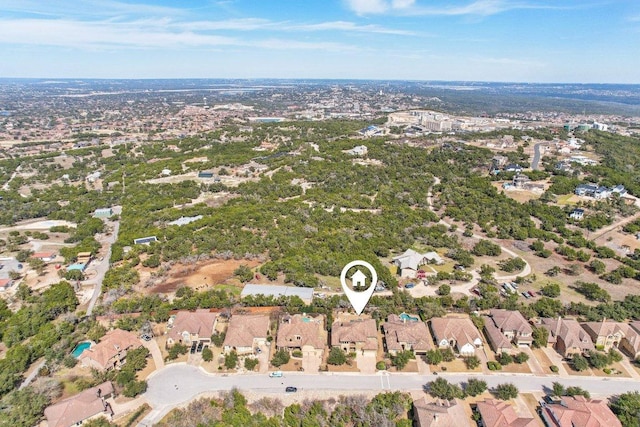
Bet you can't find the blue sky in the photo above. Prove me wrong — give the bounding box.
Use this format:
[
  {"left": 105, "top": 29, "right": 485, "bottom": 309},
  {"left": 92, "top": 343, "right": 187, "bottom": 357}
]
[{"left": 0, "top": 0, "right": 638, "bottom": 82}]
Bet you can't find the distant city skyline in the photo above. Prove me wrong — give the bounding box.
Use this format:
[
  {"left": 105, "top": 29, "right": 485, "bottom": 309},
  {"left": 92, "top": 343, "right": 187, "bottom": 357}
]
[{"left": 0, "top": 0, "right": 639, "bottom": 83}]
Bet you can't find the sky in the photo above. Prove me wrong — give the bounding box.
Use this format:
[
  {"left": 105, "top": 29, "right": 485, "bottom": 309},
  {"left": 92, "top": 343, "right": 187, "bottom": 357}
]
[{"left": 0, "top": 0, "right": 639, "bottom": 83}]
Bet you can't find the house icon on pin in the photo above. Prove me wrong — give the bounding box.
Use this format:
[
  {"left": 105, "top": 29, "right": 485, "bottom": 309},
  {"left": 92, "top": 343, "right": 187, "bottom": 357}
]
[{"left": 351, "top": 269, "right": 367, "bottom": 290}]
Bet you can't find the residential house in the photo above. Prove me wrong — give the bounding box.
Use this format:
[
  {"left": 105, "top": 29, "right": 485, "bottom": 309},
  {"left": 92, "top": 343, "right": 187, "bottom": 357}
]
[
  {"left": 504, "top": 164, "right": 523, "bottom": 173},
  {"left": 475, "top": 399, "right": 537, "bottom": 427},
  {"left": 78, "top": 329, "right": 141, "bottom": 371},
  {"left": 412, "top": 398, "right": 471, "bottom": 427},
  {"left": 44, "top": 382, "right": 114, "bottom": 427},
  {"left": 223, "top": 314, "right": 269, "bottom": 354},
  {"left": 512, "top": 174, "right": 530, "bottom": 189},
  {"left": 167, "top": 309, "right": 218, "bottom": 347},
  {"left": 0, "top": 278, "right": 13, "bottom": 291},
  {"left": 581, "top": 319, "right": 627, "bottom": 352},
  {"left": 539, "top": 317, "right": 594, "bottom": 357},
  {"left": 620, "top": 321, "right": 640, "bottom": 360},
  {"left": 483, "top": 316, "right": 513, "bottom": 354},
  {"left": 31, "top": 251, "right": 57, "bottom": 262},
  {"left": 276, "top": 314, "right": 326, "bottom": 358},
  {"left": 331, "top": 319, "right": 378, "bottom": 356},
  {"left": 540, "top": 396, "right": 622, "bottom": 427},
  {"left": 393, "top": 249, "right": 443, "bottom": 278},
  {"left": 488, "top": 309, "right": 533, "bottom": 346},
  {"left": 569, "top": 208, "right": 585, "bottom": 220},
  {"left": 383, "top": 314, "right": 432, "bottom": 356},
  {"left": 430, "top": 317, "right": 483, "bottom": 357},
  {"left": 133, "top": 236, "right": 157, "bottom": 245},
  {"left": 93, "top": 208, "right": 113, "bottom": 218}
]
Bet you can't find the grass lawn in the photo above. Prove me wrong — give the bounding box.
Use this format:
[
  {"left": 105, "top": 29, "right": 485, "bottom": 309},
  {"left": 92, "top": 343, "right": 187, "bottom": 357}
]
[
  {"left": 501, "top": 362, "right": 532, "bottom": 374},
  {"left": 591, "top": 361, "right": 632, "bottom": 378},
  {"left": 563, "top": 362, "right": 594, "bottom": 376},
  {"left": 556, "top": 194, "right": 578, "bottom": 206},
  {"left": 532, "top": 348, "right": 556, "bottom": 373}
]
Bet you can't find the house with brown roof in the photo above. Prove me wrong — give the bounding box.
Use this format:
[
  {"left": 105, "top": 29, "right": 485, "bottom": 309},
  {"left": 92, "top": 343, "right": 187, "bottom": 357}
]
[
  {"left": 276, "top": 313, "right": 326, "bottom": 358},
  {"left": 540, "top": 396, "right": 622, "bottom": 427},
  {"left": 413, "top": 398, "right": 471, "bottom": 427},
  {"left": 167, "top": 309, "right": 218, "bottom": 347},
  {"left": 483, "top": 316, "right": 513, "bottom": 354},
  {"left": 223, "top": 314, "right": 269, "bottom": 355},
  {"left": 539, "top": 317, "right": 594, "bottom": 357},
  {"left": 331, "top": 318, "right": 378, "bottom": 356},
  {"left": 383, "top": 314, "right": 432, "bottom": 356},
  {"left": 581, "top": 319, "right": 628, "bottom": 352},
  {"left": 44, "top": 381, "right": 114, "bottom": 427},
  {"left": 488, "top": 309, "right": 533, "bottom": 346},
  {"left": 475, "top": 399, "right": 537, "bottom": 427},
  {"left": 78, "top": 329, "right": 141, "bottom": 371},
  {"left": 430, "top": 317, "right": 483, "bottom": 357},
  {"left": 620, "top": 321, "right": 640, "bottom": 360},
  {"left": 31, "top": 251, "right": 57, "bottom": 262}
]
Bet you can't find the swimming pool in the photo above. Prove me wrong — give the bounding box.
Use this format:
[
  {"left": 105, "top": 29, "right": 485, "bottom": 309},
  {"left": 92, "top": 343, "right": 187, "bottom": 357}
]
[
  {"left": 399, "top": 313, "right": 419, "bottom": 322},
  {"left": 71, "top": 341, "right": 91, "bottom": 358}
]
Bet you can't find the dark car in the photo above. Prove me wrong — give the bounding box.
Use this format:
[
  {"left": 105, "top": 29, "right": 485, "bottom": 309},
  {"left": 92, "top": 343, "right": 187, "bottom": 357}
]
[{"left": 285, "top": 386, "right": 298, "bottom": 393}]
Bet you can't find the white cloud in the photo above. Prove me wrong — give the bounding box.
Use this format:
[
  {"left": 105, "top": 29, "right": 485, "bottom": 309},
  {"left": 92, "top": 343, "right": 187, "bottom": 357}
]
[
  {"left": 345, "top": 0, "right": 571, "bottom": 17},
  {"left": 0, "top": 18, "right": 355, "bottom": 52},
  {"left": 345, "top": 0, "right": 390, "bottom": 15}
]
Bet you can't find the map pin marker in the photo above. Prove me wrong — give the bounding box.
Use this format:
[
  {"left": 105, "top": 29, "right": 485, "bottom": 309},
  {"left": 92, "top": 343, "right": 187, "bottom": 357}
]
[{"left": 340, "top": 260, "right": 378, "bottom": 315}]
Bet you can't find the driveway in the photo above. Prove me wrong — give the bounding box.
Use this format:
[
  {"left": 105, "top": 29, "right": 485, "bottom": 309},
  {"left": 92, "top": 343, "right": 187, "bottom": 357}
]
[
  {"left": 355, "top": 352, "right": 377, "bottom": 374},
  {"left": 142, "top": 338, "right": 165, "bottom": 370},
  {"left": 302, "top": 351, "right": 322, "bottom": 373}
]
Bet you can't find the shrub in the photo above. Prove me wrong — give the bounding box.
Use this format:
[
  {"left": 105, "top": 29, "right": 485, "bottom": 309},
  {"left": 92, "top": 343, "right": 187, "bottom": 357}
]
[
  {"left": 550, "top": 365, "right": 559, "bottom": 373},
  {"left": 211, "top": 332, "right": 225, "bottom": 347},
  {"left": 327, "top": 347, "right": 347, "bottom": 366},
  {"left": 464, "top": 355, "right": 481, "bottom": 370},
  {"left": 166, "top": 343, "right": 188, "bottom": 361},
  {"left": 202, "top": 347, "right": 213, "bottom": 362},
  {"left": 292, "top": 350, "right": 303, "bottom": 358},
  {"left": 496, "top": 352, "right": 513, "bottom": 366},
  {"left": 376, "top": 361, "right": 387, "bottom": 370},
  {"left": 224, "top": 351, "right": 239, "bottom": 369},
  {"left": 487, "top": 361, "right": 502, "bottom": 371},
  {"left": 271, "top": 349, "right": 290, "bottom": 367},
  {"left": 514, "top": 352, "right": 529, "bottom": 364},
  {"left": 244, "top": 358, "right": 259, "bottom": 371},
  {"left": 392, "top": 350, "right": 415, "bottom": 370}
]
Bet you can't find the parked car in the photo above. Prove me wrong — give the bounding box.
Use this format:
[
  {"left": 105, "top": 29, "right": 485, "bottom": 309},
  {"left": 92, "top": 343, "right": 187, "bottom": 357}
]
[
  {"left": 269, "top": 371, "right": 283, "bottom": 378},
  {"left": 285, "top": 386, "right": 298, "bottom": 393},
  {"left": 521, "top": 292, "right": 530, "bottom": 299},
  {"left": 141, "top": 334, "right": 152, "bottom": 341},
  {"left": 405, "top": 283, "right": 415, "bottom": 289}
]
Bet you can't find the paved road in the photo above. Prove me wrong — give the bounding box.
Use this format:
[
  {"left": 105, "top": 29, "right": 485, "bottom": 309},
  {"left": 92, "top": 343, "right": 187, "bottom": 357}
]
[
  {"left": 531, "top": 143, "right": 544, "bottom": 171},
  {"left": 139, "top": 364, "right": 640, "bottom": 425},
  {"left": 86, "top": 207, "right": 121, "bottom": 316},
  {"left": 18, "top": 360, "right": 45, "bottom": 390}
]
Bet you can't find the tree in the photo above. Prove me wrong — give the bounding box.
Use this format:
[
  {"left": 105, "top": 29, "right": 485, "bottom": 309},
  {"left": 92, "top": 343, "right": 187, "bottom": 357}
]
[
  {"left": 610, "top": 391, "right": 640, "bottom": 427},
  {"left": 472, "top": 240, "right": 502, "bottom": 257},
  {"left": 571, "top": 354, "right": 589, "bottom": 372},
  {"left": 494, "top": 383, "right": 519, "bottom": 400},
  {"left": 514, "top": 352, "right": 529, "bottom": 364},
  {"left": 123, "top": 380, "right": 147, "bottom": 397},
  {"left": 392, "top": 350, "right": 414, "bottom": 370},
  {"left": 551, "top": 382, "right": 565, "bottom": 397},
  {"left": 575, "top": 281, "right": 611, "bottom": 302},
  {"left": 425, "top": 349, "right": 443, "bottom": 365},
  {"left": 589, "top": 259, "right": 606, "bottom": 275},
  {"left": 211, "top": 331, "right": 225, "bottom": 347},
  {"left": 202, "top": 347, "right": 213, "bottom": 362},
  {"left": 244, "top": 358, "right": 259, "bottom": 371},
  {"left": 234, "top": 264, "right": 254, "bottom": 283},
  {"left": 271, "top": 349, "right": 290, "bottom": 367},
  {"left": 565, "top": 386, "right": 590, "bottom": 398},
  {"left": 427, "top": 377, "right": 464, "bottom": 400},
  {"left": 437, "top": 284, "right": 451, "bottom": 296},
  {"left": 440, "top": 348, "right": 455, "bottom": 362},
  {"left": 224, "top": 351, "right": 239, "bottom": 369},
  {"left": 587, "top": 350, "right": 610, "bottom": 369},
  {"left": 540, "top": 283, "right": 560, "bottom": 298},
  {"left": 465, "top": 378, "right": 487, "bottom": 397},
  {"left": 496, "top": 352, "right": 513, "bottom": 366},
  {"left": 464, "top": 355, "right": 481, "bottom": 370},
  {"left": 327, "top": 347, "right": 347, "bottom": 366},
  {"left": 166, "top": 344, "right": 188, "bottom": 361}
]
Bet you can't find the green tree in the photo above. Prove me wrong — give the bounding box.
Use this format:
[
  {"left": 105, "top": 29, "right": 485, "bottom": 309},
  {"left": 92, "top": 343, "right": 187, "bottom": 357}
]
[
  {"left": 271, "top": 349, "right": 291, "bottom": 367},
  {"left": 571, "top": 354, "right": 589, "bottom": 372},
  {"left": 532, "top": 327, "right": 549, "bottom": 348},
  {"left": 244, "top": 358, "right": 259, "bottom": 371},
  {"left": 514, "top": 352, "right": 529, "bottom": 364},
  {"left": 565, "top": 386, "right": 590, "bottom": 398},
  {"left": 494, "top": 383, "right": 519, "bottom": 400},
  {"left": 234, "top": 264, "right": 254, "bottom": 283},
  {"left": 425, "top": 349, "right": 443, "bottom": 365},
  {"left": 541, "top": 283, "right": 560, "bottom": 298},
  {"left": 427, "top": 377, "right": 464, "bottom": 400},
  {"left": 202, "top": 347, "right": 213, "bottom": 362},
  {"left": 465, "top": 378, "right": 487, "bottom": 397},
  {"left": 166, "top": 344, "right": 188, "bottom": 361},
  {"left": 609, "top": 391, "right": 640, "bottom": 427},
  {"left": 224, "top": 351, "right": 239, "bottom": 369},
  {"left": 327, "top": 347, "right": 347, "bottom": 366},
  {"left": 437, "top": 284, "right": 451, "bottom": 296},
  {"left": 391, "top": 350, "right": 415, "bottom": 370},
  {"left": 552, "top": 382, "right": 565, "bottom": 397},
  {"left": 464, "top": 355, "right": 481, "bottom": 370},
  {"left": 496, "top": 352, "right": 513, "bottom": 366}
]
